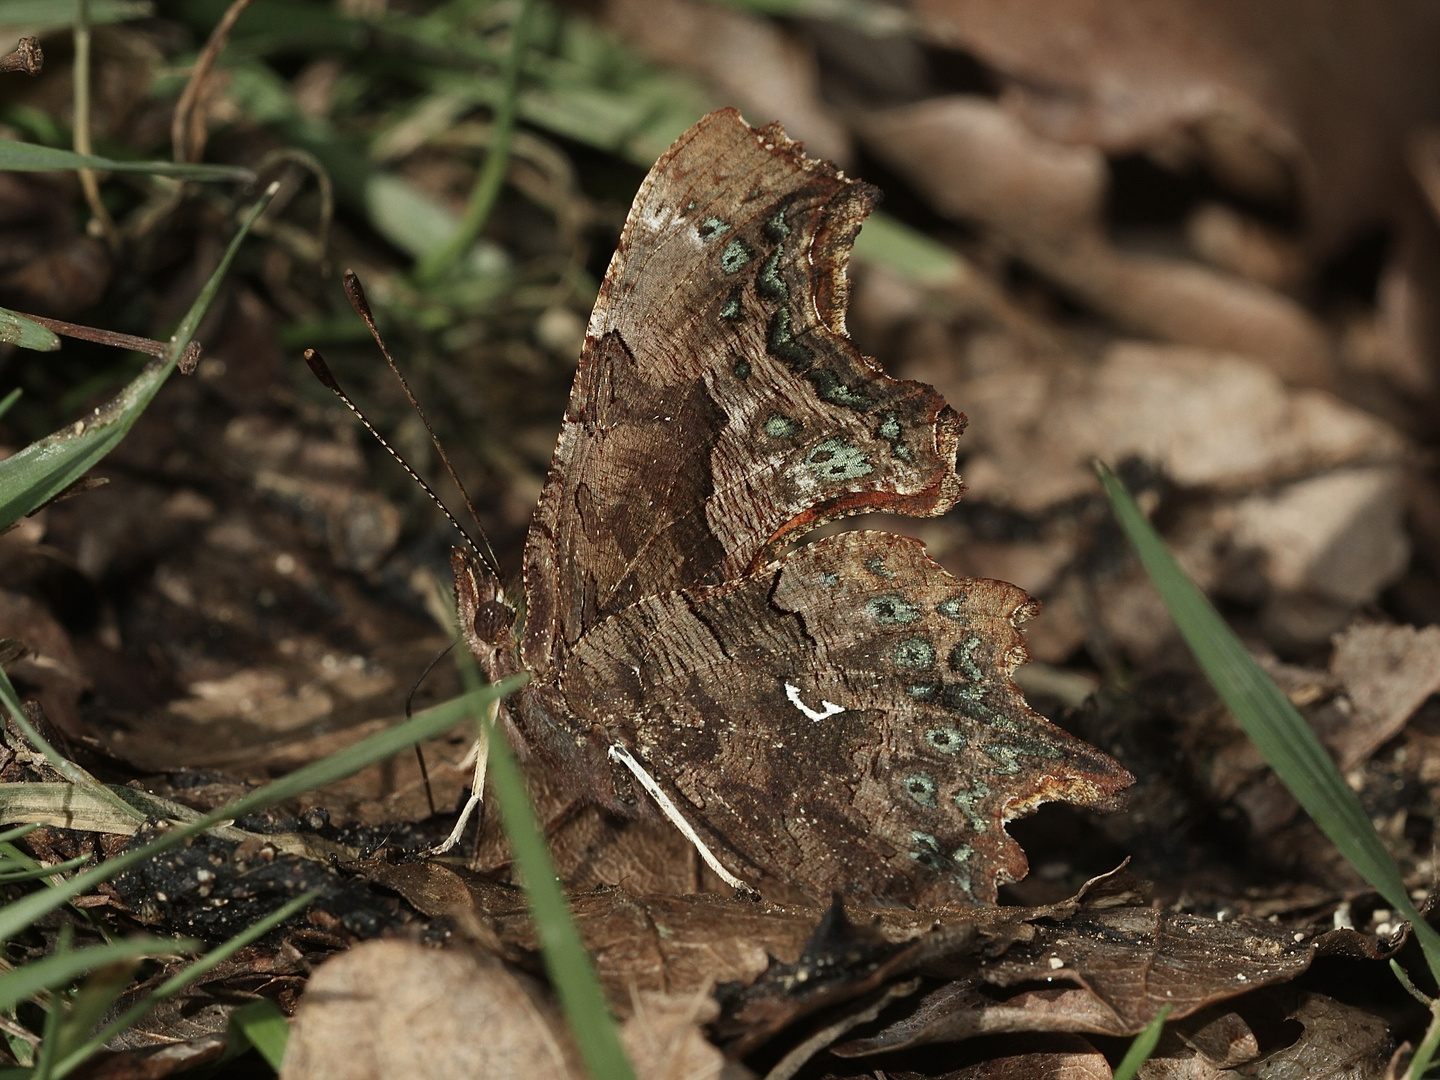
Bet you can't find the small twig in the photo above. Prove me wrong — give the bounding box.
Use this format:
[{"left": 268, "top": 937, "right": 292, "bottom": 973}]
[
  {"left": 9, "top": 311, "right": 203, "bottom": 371},
  {"left": 172, "top": 0, "right": 257, "bottom": 164},
  {"left": 415, "top": 0, "right": 536, "bottom": 282},
  {"left": 73, "top": 0, "right": 119, "bottom": 250},
  {"left": 0, "top": 37, "right": 42, "bottom": 75}
]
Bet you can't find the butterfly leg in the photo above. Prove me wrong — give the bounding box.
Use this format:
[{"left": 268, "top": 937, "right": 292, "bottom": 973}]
[
  {"left": 426, "top": 710, "right": 491, "bottom": 857},
  {"left": 607, "top": 743, "right": 756, "bottom": 896}
]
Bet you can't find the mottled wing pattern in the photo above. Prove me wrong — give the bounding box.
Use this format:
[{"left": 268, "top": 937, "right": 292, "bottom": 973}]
[
  {"left": 521, "top": 109, "right": 964, "bottom": 677},
  {"left": 555, "top": 531, "right": 1133, "bottom": 906}
]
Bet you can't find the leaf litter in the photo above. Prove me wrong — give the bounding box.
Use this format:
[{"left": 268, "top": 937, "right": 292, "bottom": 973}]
[{"left": 2, "top": 1, "right": 1440, "bottom": 1077}]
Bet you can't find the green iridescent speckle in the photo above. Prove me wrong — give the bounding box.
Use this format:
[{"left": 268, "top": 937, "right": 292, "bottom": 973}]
[
  {"left": 908, "top": 681, "right": 940, "bottom": 702},
  {"left": 767, "top": 309, "right": 814, "bottom": 371},
  {"left": 936, "top": 597, "right": 963, "bottom": 621},
  {"left": 876, "top": 411, "right": 912, "bottom": 461},
  {"left": 864, "top": 592, "right": 921, "bottom": 625},
  {"left": 949, "top": 847, "right": 975, "bottom": 895},
  {"left": 720, "top": 239, "right": 753, "bottom": 273},
  {"left": 757, "top": 250, "right": 787, "bottom": 301},
  {"left": 893, "top": 636, "right": 936, "bottom": 668},
  {"left": 732, "top": 359, "right": 751, "bottom": 380},
  {"left": 941, "top": 682, "right": 999, "bottom": 723},
  {"left": 818, "top": 571, "right": 838, "bottom": 586},
  {"left": 763, "top": 207, "right": 790, "bottom": 242},
  {"left": 806, "top": 369, "right": 871, "bottom": 410},
  {"left": 764, "top": 413, "right": 802, "bottom": 439},
  {"left": 952, "top": 781, "right": 990, "bottom": 832},
  {"left": 805, "top": 438, "right": 873, "bottom": 482},
  {"left": 909, "top": 831, "right": 945, "bottom": 869},
  {"left": 903, "top": 773, "right": 938, "bottom": 808},
  {"left": 949, "top": 633, "right": 984, "bottom": 682},
  {"left": 925, "top": 726, "right": 966, "bottom": 754},
  {"left": 698, "top": 216, "right": 730, "bottom": 241},
  {"left": 719, "top": 289, "right": 744, "bottom": 321}
]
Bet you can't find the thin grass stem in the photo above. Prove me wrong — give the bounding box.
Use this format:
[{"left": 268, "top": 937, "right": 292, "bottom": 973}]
[{"left": 415, "top": 0, "right": 536, "bottom": 282}]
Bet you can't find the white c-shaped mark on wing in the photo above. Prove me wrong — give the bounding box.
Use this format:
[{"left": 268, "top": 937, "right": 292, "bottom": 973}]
[{"left": 785, "top": 681, "right": 846, "bottom": 722}]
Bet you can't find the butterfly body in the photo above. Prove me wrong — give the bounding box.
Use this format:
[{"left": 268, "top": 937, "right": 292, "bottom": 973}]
[{"left": 454, "top": 109, "right": 1131, "bottom": 906}]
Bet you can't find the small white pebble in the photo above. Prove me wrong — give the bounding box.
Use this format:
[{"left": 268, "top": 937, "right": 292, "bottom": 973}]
[{"left": 1048, "top": 956, "right": 1064, "bottom": 970}]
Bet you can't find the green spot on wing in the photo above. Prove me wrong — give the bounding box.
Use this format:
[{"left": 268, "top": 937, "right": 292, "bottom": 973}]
[
  {"left": 805, "top": 438, "right": 873, "bottom": 482},
  {"left": 720, "top": 239, "right": 753, "bottom": 273},
  {"left": 903, "top": 773, "right": 938, "bottom": 808},
  {"left": 864, "top": 592, "right": 920, "bottom": 625},
  {"left": 764, "top": 413, "right": 802, "bottom": 439},
  {"left": 806, "top": 368, "right": 872, "bottom": 410},
  {"left": 757, "top": 250, "right": 787, "bottom": 301},
  {"left": 698, "top": 216, "right": 730, "bottom": 241},
  {"left": 925, "top": 726, "right": 966, "bottom": 753},
  {"left": 893, "top": 636, "right": 936, "bottom": 668}
]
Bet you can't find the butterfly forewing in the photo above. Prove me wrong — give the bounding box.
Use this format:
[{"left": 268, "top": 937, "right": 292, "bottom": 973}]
[{"left": 521, "top": 109, "right": 963, "bottom": 677}]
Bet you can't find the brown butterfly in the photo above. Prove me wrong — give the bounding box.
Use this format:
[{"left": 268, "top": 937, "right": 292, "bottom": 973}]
[{"left": 437, "top": 109, "right": 1129, "bottom": 907}]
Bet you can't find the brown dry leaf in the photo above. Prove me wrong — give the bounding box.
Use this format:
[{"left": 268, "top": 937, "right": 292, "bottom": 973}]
[
  {"left": 836, "top": 908, "right": 1315, "bottom": 1054},
  {"left": 874, "top": 1039, "right": 1113, "bottom": 1079},
  {"left": 901, "top": 336, "right": 1409, "bottom": 655},
  {"left": 280, "top": 939, "right": 739, "bottom": 1080},
  {"left": 907, "top": 0, "right": 1440, "bottom": 253},
  {"left": 904, "top": 0, "right": 1440, "bottom": 396},
  {"left": 1244, "top": 993, "right": 1391, "bottom": 1078},
  {"left": 906, "top": 339, "right": 1405, "bottom": 517},
  {"left": 1329, "top": 622, "right": 1440, "bottom": 769},
  {"left": 856, "top": 98, "right": 1333, "bottom": 385}
]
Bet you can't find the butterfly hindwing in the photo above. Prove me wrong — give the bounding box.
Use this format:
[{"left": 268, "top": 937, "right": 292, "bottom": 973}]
[{"left": 556, "top": 530, "right": 1132, "bottom": 906}]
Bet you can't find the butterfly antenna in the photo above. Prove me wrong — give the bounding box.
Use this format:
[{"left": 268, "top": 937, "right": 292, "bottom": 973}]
[
  {"left": 405, "top": 640, "right": 456, "bottom": 818},
  {"left": 341, "top": 271, "right": 503, "bottom": 580},
  {"left": 303, "top": 346, "right": 490, "bottom": 571}
]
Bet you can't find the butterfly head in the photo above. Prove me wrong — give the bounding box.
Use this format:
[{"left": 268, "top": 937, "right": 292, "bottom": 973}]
[{"left": 451, "top": 547, "right": 520, "bottom": 682}]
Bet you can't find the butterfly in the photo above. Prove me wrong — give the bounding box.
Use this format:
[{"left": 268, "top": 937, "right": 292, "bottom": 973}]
[{"left": 449, "top": 109, "right": 1131, "bottom": 907}]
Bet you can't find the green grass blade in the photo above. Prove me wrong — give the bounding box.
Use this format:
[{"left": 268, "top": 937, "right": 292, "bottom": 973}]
[
  {"left": 0, "top": 308, "right": 59, "bottom": 352},
  {"left": 0, "top": 677, "right": 521, "bottom": 944},
  {"left": 1404, "top": 1004, "right": 1440, "bottom": 1079},
  {"left": 0, "top": 1, "right": 151, "bottom": 29},
  {"left": 0, "top": 670, "right": 145, "bottom": 827},
  {"left": 1112, "top": 1005, "right": 1171, "bottom": 1080},
  {"left": 49, "top": 959, "right": 137, "bottom": 1069},
  {"left": 0, "top": 854, "right": 92, "bottom": 883},
  {"left": 51, "top": 892, "right": 316, "bottom": 1078},
  {"left": 451, "top": 653, "right": 635, "bottom": 1079},
  {"left": 0, "top": 389, "right": 18, "bottom": 419},
  {"left": 0, "top": 936, "right": 199, "bottom": 1014},
  {"left": 1097, "top": 461, "right": 1440, "bottom": 979},
  {"left": 415, "top": 0, "right": 535, "bottom": 282},
  {"left": 0, "top": 139, "right": 252, "bottom": 181},
  {"left": 224, "top": 999, "right": 289, "bottom": 1073},
  {"left": 0, "top": 183, "right": 276, "bottom": 532},
  {"left": 852, "top": 212, "right": 970, "bottom": 289}
]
